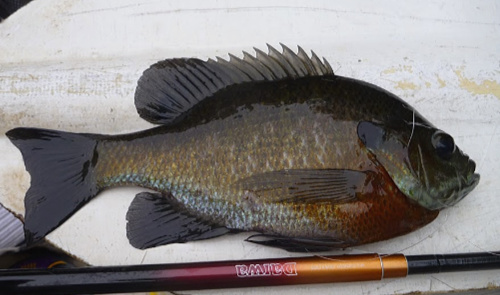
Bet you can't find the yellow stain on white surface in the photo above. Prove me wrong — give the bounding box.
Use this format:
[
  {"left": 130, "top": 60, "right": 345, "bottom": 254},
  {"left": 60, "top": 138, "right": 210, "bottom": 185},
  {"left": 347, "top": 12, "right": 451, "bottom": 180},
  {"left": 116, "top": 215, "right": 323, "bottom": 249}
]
[
  {"left": 382, "top": 64, "right": 421, "bottom": 91},
  {"left": 382, "top": 64, "right": 414, "bottom": 75},
  {"left": 436, "top": 75, "right": 447, "bottom": 88},
  {"left": 455, "top": 69, "right": 500, "bottom": 99},
  {"left": 395, "top": 80, "right": 419, "bottom": 90}
]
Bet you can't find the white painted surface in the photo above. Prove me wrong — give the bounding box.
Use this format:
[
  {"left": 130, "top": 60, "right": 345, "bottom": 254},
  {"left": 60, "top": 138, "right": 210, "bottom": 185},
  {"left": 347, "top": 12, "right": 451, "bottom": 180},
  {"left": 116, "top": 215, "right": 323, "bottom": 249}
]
[{"left": 1, "top": 0, "right": 499, "bottom": 294}]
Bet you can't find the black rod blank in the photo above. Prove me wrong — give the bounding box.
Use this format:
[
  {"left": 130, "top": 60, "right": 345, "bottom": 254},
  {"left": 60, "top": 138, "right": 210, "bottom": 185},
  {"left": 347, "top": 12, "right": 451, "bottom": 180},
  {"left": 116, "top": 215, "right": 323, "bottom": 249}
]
[{"left": 406, "top": 251, "right": 500, "bottom": 274}]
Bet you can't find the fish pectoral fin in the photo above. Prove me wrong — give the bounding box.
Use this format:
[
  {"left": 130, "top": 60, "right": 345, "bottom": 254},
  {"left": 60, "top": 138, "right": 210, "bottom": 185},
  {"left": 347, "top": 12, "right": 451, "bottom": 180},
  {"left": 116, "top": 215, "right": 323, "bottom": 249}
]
[
  {"left": 126, "top": 192, "right": 229, "bottom": 250},
  {"left": 235, "top": 169, "right": 372, "bottom": 204},
  {"left": 245, "top": 234, "right": 346, "bottom": 252},
  {"left": 134, "top": 44, "right": 334, "bottom": 125}
]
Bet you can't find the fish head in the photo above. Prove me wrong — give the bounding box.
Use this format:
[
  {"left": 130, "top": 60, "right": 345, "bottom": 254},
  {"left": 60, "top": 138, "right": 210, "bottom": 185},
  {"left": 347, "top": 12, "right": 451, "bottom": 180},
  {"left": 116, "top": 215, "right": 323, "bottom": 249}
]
[{"left": 358, "top": 119, "right": 480, "bottom": 211}]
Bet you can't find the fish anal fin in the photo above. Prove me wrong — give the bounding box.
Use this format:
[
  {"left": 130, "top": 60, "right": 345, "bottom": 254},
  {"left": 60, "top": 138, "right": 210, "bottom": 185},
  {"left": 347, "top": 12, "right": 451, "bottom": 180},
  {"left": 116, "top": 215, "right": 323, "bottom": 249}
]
[
  {"left": 235, "top": 169, "right": 375, "bottom": 205},
  {"left": 126, "top": 192, "right": 229, "bottom": 249}
]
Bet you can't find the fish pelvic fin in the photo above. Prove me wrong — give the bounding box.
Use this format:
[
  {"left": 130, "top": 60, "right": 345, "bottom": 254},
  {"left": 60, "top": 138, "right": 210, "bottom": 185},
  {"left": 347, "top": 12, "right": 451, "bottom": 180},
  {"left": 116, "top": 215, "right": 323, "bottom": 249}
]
[
  {"left": 6, "top": 128, "right": 100, "bottom": 245},
  {"left": 134, "top": 44, "right": 334, "bottom": 125},
  {"left": 126, "top": 192, "right": 230, "bottom": 249}
]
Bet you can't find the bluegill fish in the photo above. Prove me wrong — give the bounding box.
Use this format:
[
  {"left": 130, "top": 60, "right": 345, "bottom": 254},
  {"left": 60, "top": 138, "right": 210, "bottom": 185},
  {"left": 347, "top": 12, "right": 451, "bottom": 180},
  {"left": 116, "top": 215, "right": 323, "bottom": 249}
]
[{"left": 7, "top": 45, "right": 479, "bottom": 251}]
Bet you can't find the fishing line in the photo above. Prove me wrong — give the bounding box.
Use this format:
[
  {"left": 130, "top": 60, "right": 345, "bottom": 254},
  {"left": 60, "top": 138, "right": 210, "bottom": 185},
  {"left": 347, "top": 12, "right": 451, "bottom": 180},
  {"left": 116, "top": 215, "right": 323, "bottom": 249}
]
[
  {"left": 310, "top": 207, "right": 452, "bottom": 265},
  {"left": 465, "top": 240, "right": 500, "bottom": 258},
  {"left": 430, "top": 275, "right": 458, "bottom": 291},
  {"left": 407, "top": 109, "right": 416, "bottom": 148},
  {"left": 475, "top": 123, "right": 495, "bottom": 173},
  {"left": 340, "top": 211, "right": 451, "bottom": 261}
]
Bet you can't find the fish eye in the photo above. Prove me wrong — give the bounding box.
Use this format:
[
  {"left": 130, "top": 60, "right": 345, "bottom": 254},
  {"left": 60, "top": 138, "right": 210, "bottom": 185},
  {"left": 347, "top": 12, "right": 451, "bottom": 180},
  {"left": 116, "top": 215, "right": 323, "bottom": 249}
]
[{"left": 432, "top": 131, "right": 455, "bottom": 160}]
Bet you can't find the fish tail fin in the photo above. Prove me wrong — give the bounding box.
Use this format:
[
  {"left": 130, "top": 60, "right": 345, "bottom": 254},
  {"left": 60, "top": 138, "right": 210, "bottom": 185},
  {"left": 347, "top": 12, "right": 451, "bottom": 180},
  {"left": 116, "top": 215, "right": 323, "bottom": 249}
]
[{"left": 6, "top": 127, "right": 100, "bottom": 245}]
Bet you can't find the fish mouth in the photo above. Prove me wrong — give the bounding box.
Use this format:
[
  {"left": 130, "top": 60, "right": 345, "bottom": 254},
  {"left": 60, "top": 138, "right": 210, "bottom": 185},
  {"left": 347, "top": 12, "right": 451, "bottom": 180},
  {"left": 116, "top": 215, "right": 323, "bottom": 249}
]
[
  {"left": 448, "top": 158, "right": 480, "bottom": 206},
  {"left": 434, "top": 156, "right": 479, "bottom": 209},
  {"left": 466, "top": 158, "right": 480, "bottom": 190},
  {"left": 465, "top": 172, "right": 480, "bottom": 194}
]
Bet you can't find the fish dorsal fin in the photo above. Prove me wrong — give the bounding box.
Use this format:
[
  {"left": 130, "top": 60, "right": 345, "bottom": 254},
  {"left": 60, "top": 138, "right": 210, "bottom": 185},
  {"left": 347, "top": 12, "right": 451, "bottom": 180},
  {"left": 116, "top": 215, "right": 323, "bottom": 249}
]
[{"left": 134, "top": 44, "right": 334, "bottom": 125}]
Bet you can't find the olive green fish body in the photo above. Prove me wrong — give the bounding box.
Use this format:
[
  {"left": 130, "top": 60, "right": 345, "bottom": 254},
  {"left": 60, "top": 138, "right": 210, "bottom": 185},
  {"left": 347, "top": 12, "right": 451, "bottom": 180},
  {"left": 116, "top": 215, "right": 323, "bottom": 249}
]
[
  {"left": 94, "top": 97, "right": 360, "bottom": 231},
  {"left": 93, "top": 75, "right": 436, "bottom": 247}
]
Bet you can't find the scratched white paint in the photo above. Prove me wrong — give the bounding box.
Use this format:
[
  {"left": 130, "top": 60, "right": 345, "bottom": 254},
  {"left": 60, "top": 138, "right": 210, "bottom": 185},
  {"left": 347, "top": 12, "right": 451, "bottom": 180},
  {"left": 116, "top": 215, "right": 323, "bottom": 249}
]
[{"left": 0, "top": 0, "right": 499, "bottom": 294}]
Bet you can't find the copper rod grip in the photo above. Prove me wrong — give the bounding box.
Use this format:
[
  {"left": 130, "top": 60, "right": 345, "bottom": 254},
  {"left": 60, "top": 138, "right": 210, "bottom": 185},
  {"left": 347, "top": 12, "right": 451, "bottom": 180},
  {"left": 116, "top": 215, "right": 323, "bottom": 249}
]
[{"left": 290, "top": 254, "right": 408, "bottom": 284}]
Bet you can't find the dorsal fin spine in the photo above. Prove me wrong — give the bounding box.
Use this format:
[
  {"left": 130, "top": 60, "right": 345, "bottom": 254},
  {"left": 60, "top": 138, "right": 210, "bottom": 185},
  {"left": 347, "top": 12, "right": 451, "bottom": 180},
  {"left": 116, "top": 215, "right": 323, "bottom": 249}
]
[
  {"left": 242, "top": 51, "right": 275, "bottom": 80},
  {"left": 310, "top": 51, "right": 329, "bottom": 75},
  {"left": 280, "top": 43, "right": 307, "bottom": 76},
  {"left": 323, "top": 58, "right": 334, "bottom": 75},
  {"left": 296, "top": 46, "right": 316, "bottom": 75},
  {"left": 228, "top": 53, "right": 262, "bottom": 81},
  {"left": 254, "top": 47, "right": 287, "bottom": 79},
  {"left": 267, "top": 44, "right": 299, "bottom": 78}
]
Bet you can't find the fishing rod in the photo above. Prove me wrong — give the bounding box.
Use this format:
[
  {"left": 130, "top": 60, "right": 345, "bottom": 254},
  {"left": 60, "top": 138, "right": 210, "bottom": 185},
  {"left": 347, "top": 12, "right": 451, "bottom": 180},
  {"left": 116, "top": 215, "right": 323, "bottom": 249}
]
[{"left": 1, "top": 251, "right": 499, "bottom": 294}]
